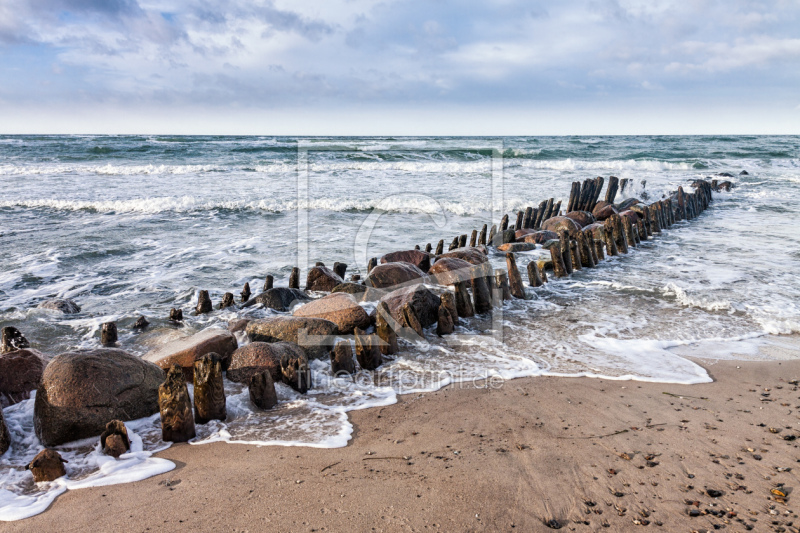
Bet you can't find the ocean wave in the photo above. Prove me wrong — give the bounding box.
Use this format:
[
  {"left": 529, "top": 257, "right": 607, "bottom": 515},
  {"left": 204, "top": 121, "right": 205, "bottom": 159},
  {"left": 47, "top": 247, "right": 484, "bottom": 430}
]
[
  {"left": 662, "top": 283, "right": 733, "bottom": 312},
  {"left": 0, "top": 196, "right": 497, "bottom": 215}
]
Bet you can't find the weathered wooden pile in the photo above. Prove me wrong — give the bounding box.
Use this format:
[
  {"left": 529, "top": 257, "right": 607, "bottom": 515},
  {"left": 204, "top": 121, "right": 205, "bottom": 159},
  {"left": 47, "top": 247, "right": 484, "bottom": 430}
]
[{"left": 0, "top": 176, "right": 717, "bottom": 480}]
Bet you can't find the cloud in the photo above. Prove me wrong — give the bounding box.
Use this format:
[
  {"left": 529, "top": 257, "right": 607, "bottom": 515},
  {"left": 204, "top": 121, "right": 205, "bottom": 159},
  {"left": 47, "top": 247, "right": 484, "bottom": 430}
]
[{"left": 0, "top": 0, "right": 799, "bottom": 131}]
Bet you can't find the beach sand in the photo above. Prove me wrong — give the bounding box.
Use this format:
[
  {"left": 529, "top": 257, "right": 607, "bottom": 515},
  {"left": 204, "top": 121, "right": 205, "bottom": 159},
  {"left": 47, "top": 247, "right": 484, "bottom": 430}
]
[{"left": 7, "top": 340, "right": 800, "bottom": 532}]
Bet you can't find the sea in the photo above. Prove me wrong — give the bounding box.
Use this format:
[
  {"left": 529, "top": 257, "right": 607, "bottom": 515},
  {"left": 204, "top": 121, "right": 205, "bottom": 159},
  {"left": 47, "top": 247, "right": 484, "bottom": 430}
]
[{"left": 1, "top": 135, "right": 799, "bottom": 519}]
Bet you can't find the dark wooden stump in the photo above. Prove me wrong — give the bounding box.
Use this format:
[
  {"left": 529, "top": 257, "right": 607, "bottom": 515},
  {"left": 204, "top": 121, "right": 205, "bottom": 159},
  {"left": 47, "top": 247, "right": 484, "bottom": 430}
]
[
  {"left": 249, "top": 371, "right": 278, "bottom": 410},
  {"left": 133, "top": 316, "right": 149, "bottom": 330},
  {"left": 159, "top": 365, "right": 196, "bottom": 442},
  {"left": 495, "top": 269, "right": 512, "bottom": 299},
  {"left": 436, "top": 305, "right": 454, "bottom": 336},
  {"left": 280, "top": 349, "right": 312, "bottom": 393},
  {"left": 472, "top": 271, "right": 494, "bottom": 313},
  {"left": 558, "top": 230, "right": 573, "bottom": 274},
  {"left": 196, "top": 290, "right": 212, "bottom": 314},
  {"left": 527, "top": 261, "right": 544, "bottom": 287},
  {"left": 523, "top": 207, "right": 533, "bottom": 229},
  {"left": 1, "top": 326, "right": 29, "bottom": 353},
  {"left": 488, "top": 224, "right": 497, "bottom": 244},
  {"left": 241, "top": 282, "right": 251, "bottom": 303},
  {"left": 219, "top": 292, "right": 235, "bottom": 309},
  {"left": 505, "top": 254, "right": 526, "bottom": 298},
  {"left": 435, "top": 239, "right": 444, "bottom": 255},
  {"left": 330, "top": 340, "right": 356, "bottom": 376},
  {"left": 354, "top": 328, "right": 382, "bottom": 370},
  {"left": 623, "top": 216, "right": 636, "bottom": 247},
  {"left": 376, "top": 301, "right": 398, "bottom": 356},
  {"left": 548, "top": 243, "right": 568, "bottom": 278},
  {"left": 367, "top": 258, "right": 378, "bottom": 273},
  {"left": 263, "top": 275, "right": 274, "bottom": 291},
  {"left": 101, "top": 322, "right": 117, "bottom": 346},
  {"left": 454, "top": 281, "right": 475, "bottom": 318},
  {"left": 289, "top": 267, "right": 300, "bottom": 288},
  {"left": 169, "top": 308, "right": 183, "bottom": 322},
  {"left": 479, "top": 224, "right": 487, "bottom": 246},
  {"left": 333, "top": 262, "right": 347, "bottom": 279},
  {"left": 500, "top": 214, "right": 509, "bottom": 231},
  {"left": 194, "top": 353, "right": 227, "bottom": 424}
]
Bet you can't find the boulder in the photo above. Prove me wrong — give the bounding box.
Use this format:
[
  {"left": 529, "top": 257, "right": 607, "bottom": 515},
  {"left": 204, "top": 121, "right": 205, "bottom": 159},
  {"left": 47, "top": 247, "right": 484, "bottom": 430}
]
[
  {"left": 592, "top": 201, "right": 618, "bottom": 220},
  {"left": 616, "top": 198, "right": 640, "bottom": 211},
  {"left": 331, "top": 282, "right": 386, "bottom": 302},
  {"left": 364, "top": 262, "right": 426, "bottom": 289},
  {"left": 380, "top": 250, "right": 432, "bottom": 273},
  {"left": 37, "top": 298, "right": 81, "bottom": 314},
  {"left": 293, "top": 293, "right": 370, "bottom": 334},
  {"left": 619, "top": 210, "right": 640, "bottom": 225},
  {"left": 497, "top": 243, "right": 536, "bottom": 253},
  {"left": 541, "top": 216, "right": 582, "bottom": 238},
  {"left": 0, "top": 348, "right": 48, "bottom": 407},
  {"left": 34, "top": 349, "right": 164, "bottom": 446},
  {"left": 490, "top": 229, "right": 516, "bottom": 246},
  {"left": 143, "top": 329, "right": 238, "bottom": 378},
  {"left": 227, "top": 341, "right": 306, "bottom": 384},
  {"left": 379, "top": 285, "right": 441, "bottom": 329},
  {"left": 306, "top": 266, "right": 344, "bottom": 292},
  {"left": 435, "top": 247, "right": 489, "bottom": 265},
  {"left": 227, "top": 318, "right": 250, "bottom": 333},
  {"left": 246, "top": 317, "right": 337, "bottom": 360},
  {"left": 241, "top": 287, "right": 310, "bottom": 311},
  {"left": 428, "top": 257, "right": 474, "bottom": 286},
  {"left": 514, "top": 228, "right": 537, "bottom": 241},
  {"left": 521, "top": 230, "right": 559, "bottom": 245},
  {"left": 564, "top": 211, "right": 596, "bottom": 228}
]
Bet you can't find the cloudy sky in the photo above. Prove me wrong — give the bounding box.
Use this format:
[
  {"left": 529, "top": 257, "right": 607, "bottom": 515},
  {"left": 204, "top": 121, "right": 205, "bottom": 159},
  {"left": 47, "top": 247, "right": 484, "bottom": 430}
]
[{"left": 1, "top": 0, "right": 798, "bottom": 134}]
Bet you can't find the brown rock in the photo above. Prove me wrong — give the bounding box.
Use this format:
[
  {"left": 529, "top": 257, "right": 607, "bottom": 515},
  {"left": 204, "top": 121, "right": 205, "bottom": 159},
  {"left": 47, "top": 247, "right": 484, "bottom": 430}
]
[
  {"left": 293, "top": 293, "right": 371, "bottom": 334},
  {"left": 514, "top": 228, "right": 537, "bottom": 241},
  {"left": 592, "top": 201, "right": 618, "bottom": 221},
  {"left": 379, "top": 285, "right": 441, "bottom": 329},
  {"left": 522, "top": 230, "right": 559, "bottom": 244},
  {"left": 306, "top": 266, "right": 344, "bottom": 292},
  {"left": 37, "top": 298, "right": 80, "bottom": 314},
  {"left": 428, "top": 257, "right": 474, "bottom": 286},
  {"left": 497, "top": 242, "right": 535, "bottom": 252},
  {"left": 26, "top": 449, "right": 67, "bottom": 482},
  {"left": 435, "top": 247, "right": 489, "bottom": 266},
  {"left": 364, "top": 261, "right": 426, "bottom": 289},
  {"left": 380, "top": 250, "right": 432, "bottom": 273},
  {"left": 564, "top": 210, "right": 596, "bottom": 228},
  {"left": 246, "top": 317, "right": 337, "bottom": 360},
  {"left": 227, "top": 341, "right": 305, "bottom": 384},
  {"left": 143, "top": 329, "right": 238, "bottom": 378},
  {"left": 242, "top": 287, "right": 310, "bottom": 311},
  {"left": 34, "top": 349, "right": 164, "bottom": 446},
  {"left": 227, "top": 318, "right": 250, "bottom": 333},
  {"left": 0, "top": 348, "right": 48, "bottom": 407},
  {"left": 0, "top": 408, "right": 9, "bottom": 455},
  {"left": 249, "top": 371, "right": 278, "bottom": 410},
  {"left": 541, "top": 216, "right": 582, "bottom": 238},
  {"left": 331, "top": 282, "right": 386, "bottom": 302}
]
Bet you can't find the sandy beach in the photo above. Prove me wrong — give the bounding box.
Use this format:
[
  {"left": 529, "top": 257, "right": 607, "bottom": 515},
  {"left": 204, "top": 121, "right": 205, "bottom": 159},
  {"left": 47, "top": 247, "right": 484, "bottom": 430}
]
[{"left": 5, "top": 337, "right": 800, "bottom": 532}]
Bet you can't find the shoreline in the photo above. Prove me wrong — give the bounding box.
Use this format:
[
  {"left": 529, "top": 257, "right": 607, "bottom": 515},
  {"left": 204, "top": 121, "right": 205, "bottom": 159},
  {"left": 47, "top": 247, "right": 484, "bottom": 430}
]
[{"left": 6, "top": 338, "right": 800, "bottom": 532}]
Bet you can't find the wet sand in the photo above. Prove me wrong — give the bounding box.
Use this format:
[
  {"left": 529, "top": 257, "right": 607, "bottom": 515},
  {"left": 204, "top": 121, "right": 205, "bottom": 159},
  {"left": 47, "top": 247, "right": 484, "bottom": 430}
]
[{"left": 7, "top": 342, "right": 800, "bottom": 532}]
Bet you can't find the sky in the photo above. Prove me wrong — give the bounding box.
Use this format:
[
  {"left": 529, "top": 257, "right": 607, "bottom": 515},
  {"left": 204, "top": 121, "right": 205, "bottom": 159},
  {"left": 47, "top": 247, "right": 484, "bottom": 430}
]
[{"left": 0, "top": 0, "right": 798, "bottom": 134}]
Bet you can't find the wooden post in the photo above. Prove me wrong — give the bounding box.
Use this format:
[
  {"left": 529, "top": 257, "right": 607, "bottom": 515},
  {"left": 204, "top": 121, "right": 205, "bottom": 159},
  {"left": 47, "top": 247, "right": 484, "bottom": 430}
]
[
  {"left": 240, "top": 282, "right": 251, "bottom": 303},
  {"left": 263, "top": 275, "right": 274, "bottom": 291},
  {"left": 648, "top": 204, "right": 661, "bottom": 233},
  {"left": 495, "top": 269, "right": 513, "bottom": 299},
  {"left": 101, "top": 322, "right": 117, "bottom": 346},
  {"left": 488, "top": 224, "right": 497, "bottom": 244},
  {"left": 515, "top": 211, "right": 524, "bottom": 230},
  {"left": 159, "top": 365, "right": 195, "bottom": 442},
  {"left": 469, "top": 230, "right": 478, "bottom": 247},
  {"left": 219, "top": 292, "right": 235, "bottom": 309},
  {"left": 568, "top": 182, "right": 580, "bottom": 212},
  {"left": 479, "top": 224, "right": 487, "bottom": 246},
  {"left": 440, "top": 291, "right": 458, "bottom": 325},
  {"left": 613, "top": 215, "right": 628, "bottom": 253},
  {"left": 330, "top": 340, "right": 356, "bottom": 376},
  {"left": 605, "top": 176, "right": 619, "bottom": 204},
  {"left": 558, "top": 230, "right": 573, "bottom": 274},
  {"left": 449, "top": 237, "right": 459, "bottom": 251},
  {"left": 603, "top": 225, "right": 618, "bottom": 256},
  {"left": 435, "top": 239, "right": 444, "bottom": 255},
  {"left": 196, "top": 290, "right": 212, "bottom": 314},
  {"left": 289, "top": 268, "right": 300, "bottom": 288},
  {"left": 577, "top": 231, "right": 595, "bottom": 268},
  {"left": 552, "top": 200, "right": 562, "bottom": 218},
  {"left": 588, "top": 176, "right": 604, "bottom": 212},
  {"left": 505, "top": 254, "right": 526, "bottom": 298},
  {"left": 169, "top": 308, "right": 183, "bottom": 322},
  {"left": 436, "top": 304, "right": 454, "bottom": 336},
  {"left": 375, "top": 301, "right": 398, "bottom": 355},
  {"left": 500, "top": 214, "right": 509, "bottom": 231},
  {"left": 333, "top": 262, "right": 347, "bottom": 279},
  {"left": 527, "top": 261, "right": 544, "bottom": 287},
  {"left": 249, "top": 371, "right": 278, "bottom": 409},
  {"left": 623, "top": 216, "right": 636, "bottom": 247},
  {"left": 534, "top": 200, "right": 547, "bottom": 228},
  {"left": 354, "top": 328, "right": 382, "bottom": 370},
  {"left": 453, "top": 281, "right": 475, "bottom": 318},
  {"left": 548, "top": 244, "right": 568, "bottom": 278},
  {"left": 523, "top": 207, "right": 533, "bottom": 228},
  {"left": 193, "top": 353, "right": 227, "bottom": 424},
  {"left": 542, "top": 198, "right": 554, "bottom": 221},
  {"left": 402, "top": 303, "right": 424, "bottom": 337},
  {"left": 570, "top": 239, "right": 582, "bottom": 271},
  {"left": 472, "top": 274, "right": 494, "bottom": 313},
  {"left": 594, "top": 237, "right": 605, "bottom": 261}
]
